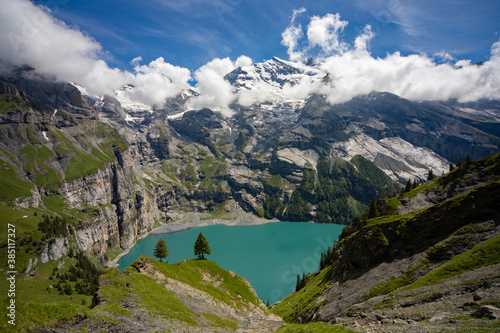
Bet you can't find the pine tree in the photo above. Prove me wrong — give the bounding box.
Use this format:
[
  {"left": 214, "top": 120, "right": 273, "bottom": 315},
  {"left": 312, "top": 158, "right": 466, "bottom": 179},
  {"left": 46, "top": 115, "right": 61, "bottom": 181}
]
[
  {"left": 427, "top": 169, "right": 435, "bottom": 181},
  {"left": 194, "top": 232, "right": 211, "bottom": 260},
  {"left": 412, "top": 179, "right": 419, "bottom": 190},
  {"left": 295, "top": 273, "right": 310, "bottom": 291},
  {"left": 301, "top": 273, "right": 309, "bottom": 287},
  {"left": 449, "top": 163, "right": 455, "bottom": 172},
  {"left": 319, "top": 252, "right": 326, "bottom": 270},
  {"left": 320, "top": 246, "right": 334, "bottom": 270},
  {"left": 154, "top": 239, "right": 169, "bottom": 262},
  {"left": 404, "top": 179, "right": 412, "bottom": 193},
  {"left": 465, "top": 153, "right": 472, "bottom": 165},
  {"left": 367, "top": 197, "right": 379, "bottom": 219}
]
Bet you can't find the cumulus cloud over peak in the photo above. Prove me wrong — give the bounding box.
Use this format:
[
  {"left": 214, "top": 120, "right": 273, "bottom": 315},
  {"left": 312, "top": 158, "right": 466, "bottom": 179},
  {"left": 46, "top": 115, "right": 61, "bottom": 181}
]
[
  {"left": 0, "top": 0, "right": 194, "bottom": 107},
  {"left": 277, "top": 9, "right": 500, "bottom": 105},
  {"left": 307, "top": 13, "right": 349, "bottom": 55},
  {"left": 317, "top": 35, "right": 500, "bottom": 104},
  {"left": 281, "top": 11, "right": 357, "bottom": 60},
  {"left": 281, "top": 7, "right": 307, "bottom": 61},
  {"left": 0, "top": 1, "right": 499, "bottom": 115},
  {"left": 123, "top": 57, "right": 192, "bottom": 107},
  {"left": 188, "top": 56, "right": 254, "bottom": 116}
]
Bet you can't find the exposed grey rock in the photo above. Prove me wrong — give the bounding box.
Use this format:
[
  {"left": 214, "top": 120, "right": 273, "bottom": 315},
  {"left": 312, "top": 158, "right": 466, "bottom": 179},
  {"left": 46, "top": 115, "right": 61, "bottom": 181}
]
[
  {"left": 429, "top": 312, "right": 450, "bottom": 323},
  {"left": 40, "top": 237, "right": 68, "bottom": 263},
  {"left": 473, "top": 305, "right": 500, "bottom": 319},
  {"left": 25, "top": 256, "right": 38, "bottom": 275},
  {"left": 373, "top": 152, "right": 414, "bottom": 174}
]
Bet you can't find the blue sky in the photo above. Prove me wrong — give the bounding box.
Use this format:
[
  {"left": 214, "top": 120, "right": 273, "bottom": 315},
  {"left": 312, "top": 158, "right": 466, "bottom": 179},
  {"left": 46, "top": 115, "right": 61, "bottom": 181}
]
[
  {"left": 34, "top": 0, "right": 500, "bottom": 71},
  {"left": 2, "top": 0, "right": 500, "bottom": 109}
]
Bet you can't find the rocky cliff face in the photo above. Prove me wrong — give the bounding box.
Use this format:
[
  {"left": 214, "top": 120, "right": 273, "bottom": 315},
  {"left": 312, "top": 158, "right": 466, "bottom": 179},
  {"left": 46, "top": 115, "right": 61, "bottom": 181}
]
[{"left": 0, "top": 71, "right": 159, "bottom": 261}]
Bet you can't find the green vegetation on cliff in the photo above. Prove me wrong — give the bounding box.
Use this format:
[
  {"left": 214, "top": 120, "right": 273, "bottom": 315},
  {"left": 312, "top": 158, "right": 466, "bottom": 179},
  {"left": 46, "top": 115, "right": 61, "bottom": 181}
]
[
  {"left": 407, "top": 235, "right": 500, "bottom": 290},
  {"left": 0, "top": 93, "right": 28, "bottom": 114},
  {"left": 0, "top": 255, "right": 275, "bottom": 332},
  {"left": 272, "top": 267, "right": 333, "bottom": 323},
  {"left": 277, "top": 155, "right": 399, "bottom": 224},
  {"left": 92, "top": 257, "right": 271, "bottom": 331},
  {"left": 276, "top": 322, "right": 356, "bottom": 333},
  {"left": 0, "top": 159, "right": 34, "bottom": 200},
  {"left": 0, "top": 120, "right": 127, "bottom": 203}
]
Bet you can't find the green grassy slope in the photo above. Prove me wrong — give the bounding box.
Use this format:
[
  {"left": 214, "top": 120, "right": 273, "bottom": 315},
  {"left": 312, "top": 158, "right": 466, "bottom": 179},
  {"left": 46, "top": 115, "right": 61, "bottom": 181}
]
[
  {"left": 272, "top": 267, "right": 333, "bottom": 323},
  {"left": 276, "top": 322, "right": 356, "bottom": 333},
  {"left": 89, "top": 256, "right": 273, "bottom": 331},
  {"left": 0, "top": 256, "right": 276, "bottom": 332}
]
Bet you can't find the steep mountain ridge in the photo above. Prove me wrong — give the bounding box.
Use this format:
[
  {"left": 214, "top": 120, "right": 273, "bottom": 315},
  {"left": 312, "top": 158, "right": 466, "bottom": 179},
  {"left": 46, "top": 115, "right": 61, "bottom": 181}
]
[{"left": 272, "top": 153, "right": 500, "bottom": 331}]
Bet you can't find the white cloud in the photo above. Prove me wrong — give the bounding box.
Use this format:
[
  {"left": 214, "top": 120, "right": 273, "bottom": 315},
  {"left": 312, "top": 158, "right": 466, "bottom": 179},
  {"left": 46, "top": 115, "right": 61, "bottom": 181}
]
[
  {"left": 307, "top": 13, "right": 349, "bottom": 55},
  {"left": 313, "top": 43, "right": 500, "bottom": 104},
  {"left": 455, "top": 59, "right": 471, "bottom": 67},
  {"left": 0, "top": 0, "right": 131, "bottom": 96},
  {"left": 0, "top": 0, "right": 193, "bottom": 108},
  {"left": 273, "top": 9, "right": 500, "bottom": 105},
  {"left": 189, "top": 56, "right": 253, "bottom": 115},
  {"left": 354, "top": 25, "right": 374, "bottom": 53},
  {"left": 235, "top": 55, "right": 253, "bottom": 68},
  {"left": 281, "top": 11, "right": 353, "bottom": 59},
  {"left": 434, "top": 51, "right": 455, "bottom": 62},
  {"left": 491, "top": 40, "right": 500, "bottom": 58},
  {"left": 281, "top": 8, "right": 306, "bottom": 61},
  {"left": 121, "top": 57, "right": 192, "bottom": 107},
  {"left": 130, "top": 56, "right": 143, "bottom": 67}
]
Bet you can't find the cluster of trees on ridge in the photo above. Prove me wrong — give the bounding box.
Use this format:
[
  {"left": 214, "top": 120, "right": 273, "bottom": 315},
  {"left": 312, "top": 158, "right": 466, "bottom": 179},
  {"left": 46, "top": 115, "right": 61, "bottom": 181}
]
[
  {"left": 48, "top": 251, "right": 102, "bottom": 300},
  {"left": 264, "top": 155, "right": 401, "bottom": 224},
  {"left": 153, "top": 232, "right": 212, "bottom": 262}
]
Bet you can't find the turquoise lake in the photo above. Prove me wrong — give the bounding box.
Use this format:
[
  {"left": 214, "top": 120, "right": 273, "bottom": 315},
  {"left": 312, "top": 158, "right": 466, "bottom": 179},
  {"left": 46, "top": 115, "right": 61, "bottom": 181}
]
[{"left": 117, "top": 222, "right": 344, "bottom": 304}]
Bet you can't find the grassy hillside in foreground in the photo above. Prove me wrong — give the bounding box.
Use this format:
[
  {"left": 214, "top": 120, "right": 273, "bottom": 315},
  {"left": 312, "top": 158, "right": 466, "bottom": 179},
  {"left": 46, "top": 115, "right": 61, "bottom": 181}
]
[
  {"left": 0, "top": 256, "right": 284, "bottom": 332},
  {"left": 79, "top": 256, "right": 281, "bottom": 332},
  {"left": 276, "top": 322, "right": 356, "bottom": 333},
  {"left": 272, "top": 266, "right": 333, "bottom": 323}
]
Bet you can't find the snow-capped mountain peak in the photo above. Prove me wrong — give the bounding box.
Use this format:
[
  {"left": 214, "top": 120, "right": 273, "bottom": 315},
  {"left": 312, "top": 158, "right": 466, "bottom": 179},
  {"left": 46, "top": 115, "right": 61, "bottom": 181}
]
[{"left": 225, "top": 57, "right": 320, "bottom": 90}]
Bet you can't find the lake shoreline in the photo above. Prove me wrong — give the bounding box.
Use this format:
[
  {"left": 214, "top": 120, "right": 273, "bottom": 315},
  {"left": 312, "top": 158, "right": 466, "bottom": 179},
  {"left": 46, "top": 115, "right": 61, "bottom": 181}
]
[{"left": 107, "top": 211, "right": 278, "bottom": 268}]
